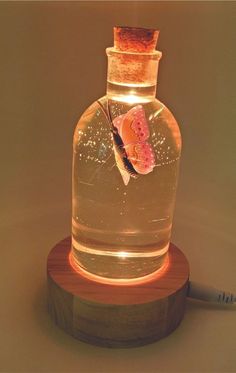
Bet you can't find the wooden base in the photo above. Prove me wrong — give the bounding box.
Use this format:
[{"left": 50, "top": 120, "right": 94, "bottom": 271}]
[{"left": 47, "top": 237, "right": 189, "bottom": 348}]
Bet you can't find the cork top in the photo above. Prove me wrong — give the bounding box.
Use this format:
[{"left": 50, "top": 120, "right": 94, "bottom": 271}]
[{"left": 114, "top": 26, "right": 159, "bottom": 53}]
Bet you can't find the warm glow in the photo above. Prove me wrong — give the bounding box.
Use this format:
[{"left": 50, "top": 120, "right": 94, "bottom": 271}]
[
  {"left": 69, "top": 251, "right": 170, "bottom": 286},
  {"left": 117, "top": 251, "right": 128, "bottom": 259},
  {"left": 125, "top": 94, "right": 142, "bottom": 104},
  {"left": 110, "top": 94, "right": 151, "bottom": 104}
]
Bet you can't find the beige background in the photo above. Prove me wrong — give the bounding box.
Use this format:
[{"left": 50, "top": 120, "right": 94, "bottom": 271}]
[{"left": 0, "top": 1, "right": 236, "bottom": 372}]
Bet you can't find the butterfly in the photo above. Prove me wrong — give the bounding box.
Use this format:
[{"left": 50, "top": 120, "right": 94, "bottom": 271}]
[{"left": 112, "top": 105, "right": 155, "bottom": 185}]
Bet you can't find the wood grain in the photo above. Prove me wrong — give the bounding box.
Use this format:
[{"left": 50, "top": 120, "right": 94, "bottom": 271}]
[{"left": 47, "top": 237, "right": 189, "bottom": 348}]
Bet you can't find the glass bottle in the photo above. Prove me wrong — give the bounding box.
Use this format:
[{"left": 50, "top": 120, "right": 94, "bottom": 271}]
[{"left": 71, "top": 27, "right": 182, "bottom": 284}]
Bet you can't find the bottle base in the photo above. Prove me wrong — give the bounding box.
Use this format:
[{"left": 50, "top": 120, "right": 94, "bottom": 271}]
[{"left": 71, "top": 238, "right": 169, "bottom": 284}]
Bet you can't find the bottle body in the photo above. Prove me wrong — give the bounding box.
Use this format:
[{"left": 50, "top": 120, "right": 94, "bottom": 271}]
[{"left": 72, "top": 95, "right": 181, "bottom": 282}]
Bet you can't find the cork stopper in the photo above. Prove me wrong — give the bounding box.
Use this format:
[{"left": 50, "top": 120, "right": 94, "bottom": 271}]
[{"left": 114, "top": 26, "right": 159, "bottom": 53}]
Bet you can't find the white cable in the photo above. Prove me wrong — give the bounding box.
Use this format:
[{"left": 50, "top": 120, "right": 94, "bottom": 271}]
[{"left": 188, "top": 281, "right": 236, "bottom": 304}]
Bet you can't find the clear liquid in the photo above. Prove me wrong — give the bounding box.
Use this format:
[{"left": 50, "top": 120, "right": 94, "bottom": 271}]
[{"left": 72, "top": 94, "right": 181, "bottom": 282}]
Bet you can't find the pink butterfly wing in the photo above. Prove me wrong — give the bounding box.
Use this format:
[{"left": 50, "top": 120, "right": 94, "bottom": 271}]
[
  {"left": 113, "top": 105, "right": 155, "bottom": 178},
  {"left": 126, "top": 142, "right": 155, "bottom": 174},
  {"left": 119, "top": 105, "right": 150, "bottom": 144}
]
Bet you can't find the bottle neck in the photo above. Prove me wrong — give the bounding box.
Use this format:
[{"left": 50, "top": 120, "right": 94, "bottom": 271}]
[{"left": 106, "top": 47, "right": 162, "bottom": 104}]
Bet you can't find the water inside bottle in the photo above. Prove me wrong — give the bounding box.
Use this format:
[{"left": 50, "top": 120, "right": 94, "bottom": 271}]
[{"left": 72, "top": 94, "right": 181, "bottom": 283}]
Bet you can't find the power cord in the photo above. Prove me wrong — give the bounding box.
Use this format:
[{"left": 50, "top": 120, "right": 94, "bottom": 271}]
[{"left": 188, "top": 281, "right": 236, "bottom": 304}]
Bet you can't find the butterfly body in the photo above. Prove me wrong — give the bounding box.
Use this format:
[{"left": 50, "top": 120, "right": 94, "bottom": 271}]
[{"left": 111, "top": 128, "right": 138, "bottom": 179}]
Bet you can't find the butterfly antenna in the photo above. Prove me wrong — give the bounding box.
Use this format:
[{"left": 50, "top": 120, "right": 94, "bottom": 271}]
[
  {"left": 97, "top": 99, "right": 115, "bottom": 131},
  {"left": 106, "top": 99, "right": 113, "bottom": 124}
]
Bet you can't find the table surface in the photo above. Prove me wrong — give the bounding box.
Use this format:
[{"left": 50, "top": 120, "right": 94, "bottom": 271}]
[{"left": 1, "top": 2, "right": 236, "bottom": 372}]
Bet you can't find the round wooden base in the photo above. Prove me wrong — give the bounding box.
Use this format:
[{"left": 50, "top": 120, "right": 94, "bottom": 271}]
[{"left": 47, "top": 237, "right": 189, "bottom": 348}]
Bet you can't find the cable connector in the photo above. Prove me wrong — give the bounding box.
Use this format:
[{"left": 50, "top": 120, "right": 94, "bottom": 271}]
[{"left": 188, "top": 281, "right": 236, "bottom": 304}]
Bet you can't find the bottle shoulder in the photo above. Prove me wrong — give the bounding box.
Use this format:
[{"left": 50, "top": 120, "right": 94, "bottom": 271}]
[
  {"left": 151, "top": 98, "right": 181, "bottom": 127},
  {"left": 150, "top": 99, "right": 182, "bottom": 152},
  {"left": 76, "top": 96, "right": 180, "bottom": 125},
  {"left": 74, "top": 96, "right": 181, "bottom": 152}
]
